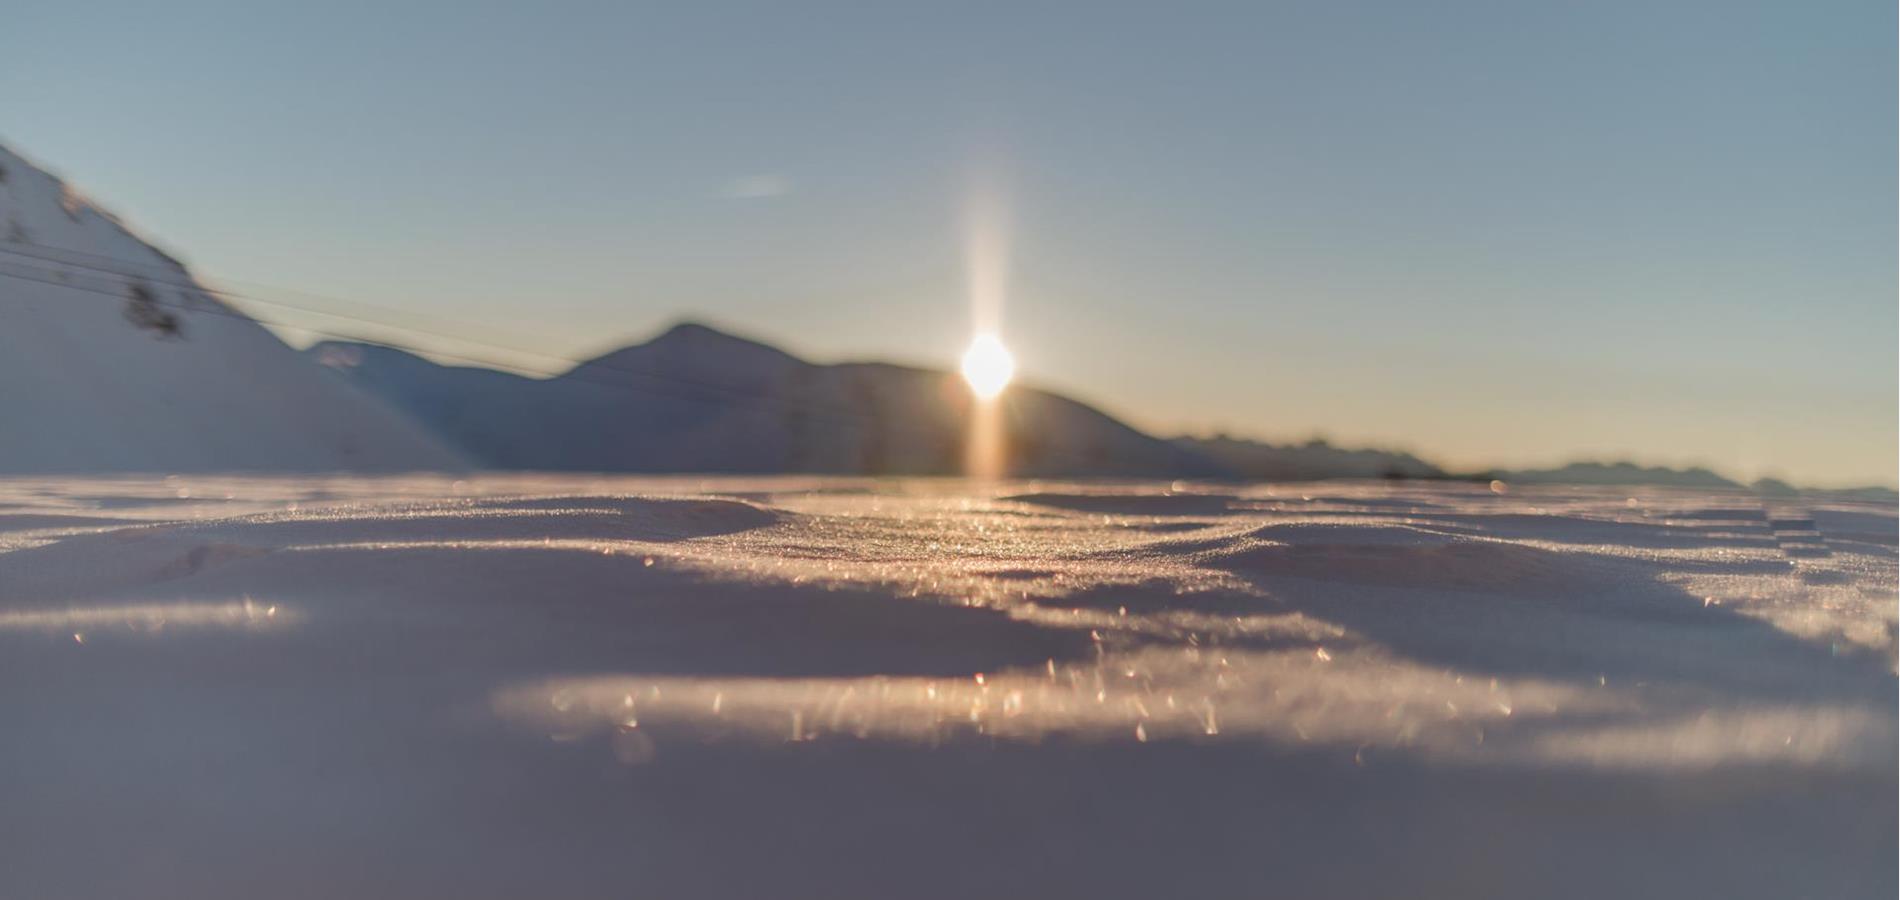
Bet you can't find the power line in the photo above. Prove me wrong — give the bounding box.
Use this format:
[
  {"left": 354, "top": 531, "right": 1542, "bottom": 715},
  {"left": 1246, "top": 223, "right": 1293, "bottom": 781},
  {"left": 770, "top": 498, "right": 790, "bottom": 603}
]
[
  {"left": 0, "top": 241, "right": 590, "bottom": 375},
  {"left": 0, "top": 239, "right": 1178, "bottom": 475},
  {"left": 0, "top": 239, "right": 986, "bottom": 424},
  {"left": 0, "top": 253, "right": 955, "bottom": 432},
  {"left": 0, "top": 238, "right": 982, "bottom": 375},
  {"left": 0, "top": 239, "right": 568, "bottom": 361}
]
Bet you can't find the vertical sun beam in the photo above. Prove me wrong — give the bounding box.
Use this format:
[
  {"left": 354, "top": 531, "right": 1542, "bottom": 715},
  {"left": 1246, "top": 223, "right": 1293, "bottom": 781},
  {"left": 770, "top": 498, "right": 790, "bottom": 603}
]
[{"left": 962, "top": 189, "right": 1011, "bottom": 479}]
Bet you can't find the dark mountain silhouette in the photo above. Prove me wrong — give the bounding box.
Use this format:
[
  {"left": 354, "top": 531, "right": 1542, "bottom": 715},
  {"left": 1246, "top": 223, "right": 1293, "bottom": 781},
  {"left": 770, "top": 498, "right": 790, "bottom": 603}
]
[
  {"left": 1173, "top": 435, "right": 1443, "bottom": 481},
  {"left": 310, "top": 322, "right": 1223, "bottom": 476},
  {"left": 1490, "top": 461, "right": 1740, "bottom": 489},
  {"left": 308, "top": 323, "right": 1877, "bottom": 492}
]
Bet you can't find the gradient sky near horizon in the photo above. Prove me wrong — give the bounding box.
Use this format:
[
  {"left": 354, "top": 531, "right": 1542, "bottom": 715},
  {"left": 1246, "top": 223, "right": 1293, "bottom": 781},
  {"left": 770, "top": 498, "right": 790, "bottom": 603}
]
[{"left": 3, "top": 1, "right": 1894, "bottom": 485}]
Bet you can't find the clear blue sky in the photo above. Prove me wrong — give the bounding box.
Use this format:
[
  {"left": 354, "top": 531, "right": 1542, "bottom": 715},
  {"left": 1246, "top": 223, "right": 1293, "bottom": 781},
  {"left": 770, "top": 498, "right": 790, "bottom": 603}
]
[{"left": 4, "top": 1, "right": 1893, "bottom": 485}]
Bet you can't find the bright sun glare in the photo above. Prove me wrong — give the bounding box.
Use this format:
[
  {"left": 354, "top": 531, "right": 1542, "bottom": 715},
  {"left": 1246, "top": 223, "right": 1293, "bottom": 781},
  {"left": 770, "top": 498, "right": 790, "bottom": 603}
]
[{"left": 960, "top": 334, "right": 1016, "bottom": 400}]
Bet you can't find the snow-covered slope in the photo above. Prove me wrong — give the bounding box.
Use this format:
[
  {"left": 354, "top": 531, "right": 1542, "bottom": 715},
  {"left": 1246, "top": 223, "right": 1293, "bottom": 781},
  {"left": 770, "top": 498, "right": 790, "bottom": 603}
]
[
  {"left": 312, "top": 322, "right": 1222, "bottom": 476},
  {"left": 0, "top": 143, "right": 463, "bottom": 473}
]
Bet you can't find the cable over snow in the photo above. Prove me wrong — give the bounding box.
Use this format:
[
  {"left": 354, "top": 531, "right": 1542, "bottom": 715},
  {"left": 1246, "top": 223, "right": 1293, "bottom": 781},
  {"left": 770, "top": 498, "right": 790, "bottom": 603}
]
[{"left": 0, "top": 142, "right": 463, "bottom": 473}]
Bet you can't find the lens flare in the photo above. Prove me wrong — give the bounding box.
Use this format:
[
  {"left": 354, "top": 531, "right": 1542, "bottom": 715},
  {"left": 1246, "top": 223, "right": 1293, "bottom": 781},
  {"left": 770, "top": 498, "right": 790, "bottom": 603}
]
[
  {"left": 963, "top": 182, "right": 1011, "bottom": 478},
  {"left": 960, "top": 334, "right": 1015, "bottom": 399}
]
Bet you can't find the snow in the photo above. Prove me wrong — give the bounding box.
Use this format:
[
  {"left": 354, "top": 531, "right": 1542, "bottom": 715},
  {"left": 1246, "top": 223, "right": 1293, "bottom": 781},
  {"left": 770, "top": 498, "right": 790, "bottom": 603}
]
[
  {"left": 0, "top": 143, "right": 463, "bottom": 473},
  {"left": 0, "top": 475, "right": 1891, "bottom": 898}
]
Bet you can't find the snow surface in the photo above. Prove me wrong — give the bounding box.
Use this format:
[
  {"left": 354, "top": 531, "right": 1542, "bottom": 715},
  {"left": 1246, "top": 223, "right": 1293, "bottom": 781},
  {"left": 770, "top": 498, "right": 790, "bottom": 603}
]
[
  {"left": 0, "top": 476, "right": 1892, "bottom": 898},
  {"left": 0, "top": 144, "right": 463, "bottom": 473}
]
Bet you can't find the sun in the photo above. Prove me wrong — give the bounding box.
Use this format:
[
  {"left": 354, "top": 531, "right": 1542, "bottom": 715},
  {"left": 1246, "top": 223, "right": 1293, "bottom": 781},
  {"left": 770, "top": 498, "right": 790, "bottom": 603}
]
[{"left": 960, "top": 333, "right": 1015, "bottom": 399}]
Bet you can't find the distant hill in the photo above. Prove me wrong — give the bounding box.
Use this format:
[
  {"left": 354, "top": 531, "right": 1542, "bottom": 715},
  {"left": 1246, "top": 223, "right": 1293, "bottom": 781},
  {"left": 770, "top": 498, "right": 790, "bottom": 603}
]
[
  {"left": 309, "top": 323, "right": 1222, "bottom": 477},
  {"left": 1173, "top": 435, "right": 1443, "bottom": 481},
  {"left": 1488, "top": 461, "right": 1740, "bottom": 489},
  {"left": 307, "top": 329, "right": 1879, "bottom": 491}
]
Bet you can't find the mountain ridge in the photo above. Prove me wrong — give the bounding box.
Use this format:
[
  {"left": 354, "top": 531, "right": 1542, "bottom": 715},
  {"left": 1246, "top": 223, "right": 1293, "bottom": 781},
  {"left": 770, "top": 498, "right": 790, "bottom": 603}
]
[
  {"left": 310, "top": 323, "right": 1221, "bottom": 476},
  {"left": 310, "top": 325, "right": 1887, "bottom": 494}
]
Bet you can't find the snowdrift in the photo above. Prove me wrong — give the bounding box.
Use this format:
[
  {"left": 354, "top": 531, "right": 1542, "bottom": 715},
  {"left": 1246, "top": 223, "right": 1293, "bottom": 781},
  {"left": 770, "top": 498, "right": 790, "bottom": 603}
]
[{"left": 0, "top": 475, "right": 1891, "bottom": 897}]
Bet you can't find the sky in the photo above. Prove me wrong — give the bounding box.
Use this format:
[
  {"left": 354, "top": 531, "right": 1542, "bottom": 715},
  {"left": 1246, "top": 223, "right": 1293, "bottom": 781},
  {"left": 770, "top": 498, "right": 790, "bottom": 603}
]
[{"left": 3, "top": 1, "right": 1894, "bottom": 486}]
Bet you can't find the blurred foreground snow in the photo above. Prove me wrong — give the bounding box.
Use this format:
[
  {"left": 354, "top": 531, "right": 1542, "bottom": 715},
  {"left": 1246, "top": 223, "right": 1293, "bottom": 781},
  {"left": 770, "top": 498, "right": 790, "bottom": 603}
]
[{"left": 0, "top": 476, "right": 1892, "bottom": 898}]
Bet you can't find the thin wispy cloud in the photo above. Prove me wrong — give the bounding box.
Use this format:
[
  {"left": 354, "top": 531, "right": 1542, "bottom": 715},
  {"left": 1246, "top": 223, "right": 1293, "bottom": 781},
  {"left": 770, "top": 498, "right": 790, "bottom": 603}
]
[{"left": 718, "top": 174, "right": 792, "bottom": 200}]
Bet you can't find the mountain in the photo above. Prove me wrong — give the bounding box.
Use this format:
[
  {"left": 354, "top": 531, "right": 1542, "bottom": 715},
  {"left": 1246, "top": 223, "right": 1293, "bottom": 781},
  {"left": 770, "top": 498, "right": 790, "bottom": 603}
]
[
  {"left": 310, "top": 323, "right": 1223, "bottom": 477},
  {"left": 0, "top": 142, "right": 464, "bottom": 473},
  {"left": 1173, "top": 435, "right": 1444, "bottom": 481},
  {"left": 0, "top": 142, "right": 1849, "bottom": 488},
  {"left": 307, "top": 328, "right": 1844, "bottom": 488},
  {"left": 1488, "top": 461, "right": 1741, "bottom": 489}
]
